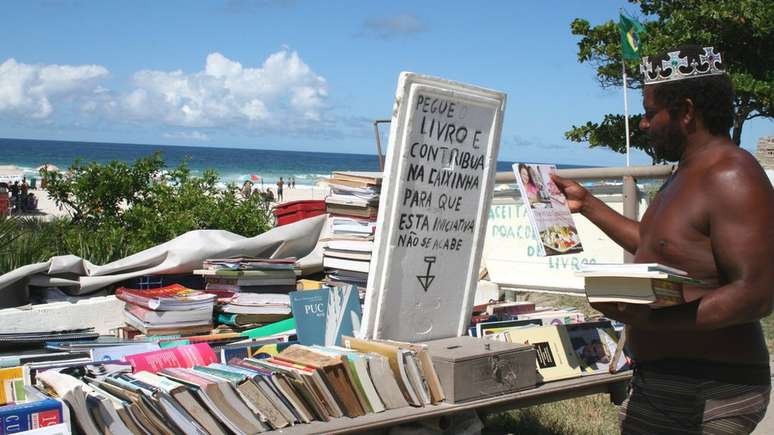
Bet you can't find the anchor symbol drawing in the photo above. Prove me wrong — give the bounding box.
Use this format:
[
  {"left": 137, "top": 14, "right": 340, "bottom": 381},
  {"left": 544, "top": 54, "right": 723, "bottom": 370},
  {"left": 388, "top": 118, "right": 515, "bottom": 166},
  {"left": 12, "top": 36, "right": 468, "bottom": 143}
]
[{"left": 417, "top": 256, "right": 437, "bottom": 292}]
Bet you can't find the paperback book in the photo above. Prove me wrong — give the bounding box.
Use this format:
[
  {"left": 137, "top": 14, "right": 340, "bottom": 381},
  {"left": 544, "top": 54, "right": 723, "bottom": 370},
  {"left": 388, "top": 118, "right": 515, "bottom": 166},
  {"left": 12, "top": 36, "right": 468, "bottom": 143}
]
[{"left": 512, "top": 163, "right": 583, "bottom": 256}]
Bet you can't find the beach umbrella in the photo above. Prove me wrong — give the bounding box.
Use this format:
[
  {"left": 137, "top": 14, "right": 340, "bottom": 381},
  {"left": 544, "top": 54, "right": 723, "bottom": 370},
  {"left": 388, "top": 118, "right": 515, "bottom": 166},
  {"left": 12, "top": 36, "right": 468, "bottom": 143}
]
[{"left": 36, "top": 163, "right": 59, "bottom": 172}]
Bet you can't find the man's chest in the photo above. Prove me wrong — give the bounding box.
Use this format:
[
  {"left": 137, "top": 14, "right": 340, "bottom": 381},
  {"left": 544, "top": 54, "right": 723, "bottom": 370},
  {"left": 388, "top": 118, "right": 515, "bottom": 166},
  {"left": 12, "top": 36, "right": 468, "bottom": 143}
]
[{"left": 637, "top": 178, "right": 711, "bottom": 263}]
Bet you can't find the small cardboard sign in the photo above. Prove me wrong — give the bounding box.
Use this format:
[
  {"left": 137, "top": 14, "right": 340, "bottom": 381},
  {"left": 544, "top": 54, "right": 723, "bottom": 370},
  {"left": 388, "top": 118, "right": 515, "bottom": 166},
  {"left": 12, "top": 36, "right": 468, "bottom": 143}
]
[{"left": 362, "top": 73, "right": 506, "bottom": 341}]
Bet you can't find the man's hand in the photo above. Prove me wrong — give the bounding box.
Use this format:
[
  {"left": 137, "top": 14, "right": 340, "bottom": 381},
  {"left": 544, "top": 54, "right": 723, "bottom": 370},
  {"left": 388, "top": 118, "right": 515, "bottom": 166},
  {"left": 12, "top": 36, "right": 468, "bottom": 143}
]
[
  {"left": 551, "top": 174, "right": 588, "bottom": 214},
  {"left": 591, "top": 302, "right": 651, "bottom": 327}
]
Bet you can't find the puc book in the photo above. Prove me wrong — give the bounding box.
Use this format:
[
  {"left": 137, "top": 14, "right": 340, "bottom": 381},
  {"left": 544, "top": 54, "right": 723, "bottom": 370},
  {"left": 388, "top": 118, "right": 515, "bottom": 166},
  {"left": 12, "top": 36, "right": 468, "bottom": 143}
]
[
  {"left": 577, "top": 263, "right": 703, "bottom": 307},
  {"left": 512, "top": 163, "right": 583, "bottom": 256}
]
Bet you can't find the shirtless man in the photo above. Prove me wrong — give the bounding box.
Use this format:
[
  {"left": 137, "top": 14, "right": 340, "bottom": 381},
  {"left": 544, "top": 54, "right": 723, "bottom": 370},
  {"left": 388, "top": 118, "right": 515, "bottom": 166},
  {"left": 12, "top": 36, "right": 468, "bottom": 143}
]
[{"left": 554, "top": 46, "right": 774, "bottom": 434}]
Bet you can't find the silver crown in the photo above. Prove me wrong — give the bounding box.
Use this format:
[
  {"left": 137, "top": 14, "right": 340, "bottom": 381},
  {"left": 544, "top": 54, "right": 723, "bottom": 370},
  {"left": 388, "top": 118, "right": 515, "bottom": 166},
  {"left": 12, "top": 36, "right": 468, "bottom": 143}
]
[{"left": 640, "top": 46, "right": 725, "bottom": 85}]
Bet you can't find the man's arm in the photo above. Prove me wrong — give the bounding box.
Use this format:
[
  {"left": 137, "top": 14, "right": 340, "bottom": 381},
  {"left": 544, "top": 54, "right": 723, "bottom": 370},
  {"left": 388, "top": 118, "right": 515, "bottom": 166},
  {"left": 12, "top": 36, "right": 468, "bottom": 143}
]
[
  {"left": 594, "top": 155, "right": 774, "bottom": 330},
  {"left": 552, "top": 175, "right": 640, "bottom": 254}
]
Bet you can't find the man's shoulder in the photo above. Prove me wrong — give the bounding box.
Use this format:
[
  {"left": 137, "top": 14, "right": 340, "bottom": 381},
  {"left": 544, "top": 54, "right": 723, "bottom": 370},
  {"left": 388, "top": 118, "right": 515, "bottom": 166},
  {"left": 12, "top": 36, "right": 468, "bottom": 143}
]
[{"left": 704, "top": 145, "right": 765, "bottom": 176}]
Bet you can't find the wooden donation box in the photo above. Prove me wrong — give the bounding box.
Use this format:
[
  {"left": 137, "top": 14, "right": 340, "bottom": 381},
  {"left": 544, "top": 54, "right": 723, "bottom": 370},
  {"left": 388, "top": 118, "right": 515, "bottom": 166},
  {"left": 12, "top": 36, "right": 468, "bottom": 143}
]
[{"left": 425, "top": 336, "right": 537, "bottom": 403}]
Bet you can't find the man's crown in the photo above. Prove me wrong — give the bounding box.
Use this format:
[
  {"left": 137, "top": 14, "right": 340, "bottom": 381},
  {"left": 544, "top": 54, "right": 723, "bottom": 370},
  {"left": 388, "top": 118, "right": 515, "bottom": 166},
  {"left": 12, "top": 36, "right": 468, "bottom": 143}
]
[{"left": 640, "top": 46, "right": 725, "bottom": 85}]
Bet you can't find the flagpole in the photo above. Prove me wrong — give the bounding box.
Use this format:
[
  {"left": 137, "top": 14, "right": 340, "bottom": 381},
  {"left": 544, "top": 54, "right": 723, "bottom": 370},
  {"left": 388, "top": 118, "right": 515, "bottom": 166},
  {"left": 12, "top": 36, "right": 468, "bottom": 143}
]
[{"left": 622, "top": 62, "right": 631, "bottom": 167}]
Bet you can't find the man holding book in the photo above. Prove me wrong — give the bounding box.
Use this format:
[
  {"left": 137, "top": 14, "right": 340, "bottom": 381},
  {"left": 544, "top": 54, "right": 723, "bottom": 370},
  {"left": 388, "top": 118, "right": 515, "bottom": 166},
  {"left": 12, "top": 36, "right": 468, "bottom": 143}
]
[{"left": 554, "top": 45, "right": 774, "bottom": 433}]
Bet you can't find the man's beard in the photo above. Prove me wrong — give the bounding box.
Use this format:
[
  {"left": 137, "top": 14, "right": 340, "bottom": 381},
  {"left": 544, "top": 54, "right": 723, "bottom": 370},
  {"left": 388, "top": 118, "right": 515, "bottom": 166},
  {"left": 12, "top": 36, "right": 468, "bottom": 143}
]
[{"left": 649, "top": 119, "right": 686, "bottom": 162}]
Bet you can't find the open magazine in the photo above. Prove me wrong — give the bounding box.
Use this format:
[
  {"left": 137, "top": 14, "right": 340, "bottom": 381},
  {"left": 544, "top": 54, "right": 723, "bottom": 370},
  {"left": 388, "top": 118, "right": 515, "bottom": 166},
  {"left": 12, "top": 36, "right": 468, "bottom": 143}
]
[{"left": 512, "top": 163, "right": 583, "bottom": 256}]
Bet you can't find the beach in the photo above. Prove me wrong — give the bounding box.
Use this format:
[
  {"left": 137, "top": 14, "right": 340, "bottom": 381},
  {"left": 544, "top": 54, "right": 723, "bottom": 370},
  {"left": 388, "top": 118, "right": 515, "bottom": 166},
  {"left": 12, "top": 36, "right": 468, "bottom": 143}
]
[{"left": 14, "top": 185, "right": 331, "bottom": 221}]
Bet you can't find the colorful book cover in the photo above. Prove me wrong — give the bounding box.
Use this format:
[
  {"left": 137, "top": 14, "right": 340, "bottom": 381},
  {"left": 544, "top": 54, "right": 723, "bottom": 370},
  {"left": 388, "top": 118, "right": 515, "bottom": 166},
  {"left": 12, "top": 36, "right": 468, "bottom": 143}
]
[
  {"left": 0, "top": 367, "right": 24, "bottom": 406},
  {"left": 565, "top": 321, "right": 631, "bottom": 374},
  {"left": 0, "top": 397, "right": 63, "bottom": 433},
  {"left": 289, "top": 285, "right": 361, "bottom": 347},
  {"left": 512, "top": 163, "right": 583, "bottom": 256},
  {"left": 124, "top": 343, "right": 218, "bottom": 373},
  {"left": 115, "top": 283, "right": 215, "bottom": 310},
  {"left": 503, "top": 325, "right": 583, "bottom": 382}
]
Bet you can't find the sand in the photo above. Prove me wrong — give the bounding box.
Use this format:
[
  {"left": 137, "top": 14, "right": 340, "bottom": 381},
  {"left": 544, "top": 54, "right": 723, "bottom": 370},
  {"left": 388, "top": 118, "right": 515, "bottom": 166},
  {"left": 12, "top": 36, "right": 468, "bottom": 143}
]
[{"left": 13, "top": 185, "right": 330, "bottom": 221}]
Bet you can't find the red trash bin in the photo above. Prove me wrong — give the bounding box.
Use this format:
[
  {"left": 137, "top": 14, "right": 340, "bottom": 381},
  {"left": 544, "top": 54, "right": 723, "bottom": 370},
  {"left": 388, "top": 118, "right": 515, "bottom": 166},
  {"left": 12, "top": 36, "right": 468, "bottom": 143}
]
[
  {"left": 272, "top": 200, "right": 327, "bottom": 226},
  {"left": 0, "top": 192, "right": 9, "bottom": 216}
]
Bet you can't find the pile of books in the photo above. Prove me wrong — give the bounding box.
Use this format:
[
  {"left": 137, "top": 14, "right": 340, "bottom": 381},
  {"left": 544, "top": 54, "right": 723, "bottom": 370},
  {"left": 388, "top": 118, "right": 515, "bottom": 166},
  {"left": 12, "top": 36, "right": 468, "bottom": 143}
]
[
  {"left": 321, "top": 172, "right": 382, "bottom": 291},
  {"left": 195, "top": 257, "right": 299, "bottom": 294},
  {"left": 577, "top": 262, "right": 701, "bottom": 307},
  {"left": 12, "top": 337, "right": 444, "bottom": 434},
  {"left": 321, "top": 217, "right": 377, "bottom": 290},
  {"left": 115, "top": 284, "right": 216, "bottom": 337},
  {"left": 323, "top": 171, "right": 382, "bottom": 219},
  {"left": 215, "top": 293, "right": 293, "bottom": 329}
]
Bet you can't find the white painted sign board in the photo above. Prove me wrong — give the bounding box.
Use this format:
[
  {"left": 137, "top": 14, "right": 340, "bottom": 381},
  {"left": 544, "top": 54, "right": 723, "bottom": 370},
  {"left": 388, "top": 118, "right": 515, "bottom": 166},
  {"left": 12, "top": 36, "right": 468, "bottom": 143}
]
[
  {"left": 483, "top": 195, "right": 648, "bottom": 292},
  {"left": 361, "top": 73, "right": 506, "bottom": 341}
]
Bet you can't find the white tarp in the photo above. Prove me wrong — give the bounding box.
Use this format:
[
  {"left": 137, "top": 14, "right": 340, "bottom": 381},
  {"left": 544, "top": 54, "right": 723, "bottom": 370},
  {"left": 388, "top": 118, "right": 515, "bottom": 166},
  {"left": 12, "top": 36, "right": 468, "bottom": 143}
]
[{"left": 0, "top": 214, "right": 328, "bottom": 298}]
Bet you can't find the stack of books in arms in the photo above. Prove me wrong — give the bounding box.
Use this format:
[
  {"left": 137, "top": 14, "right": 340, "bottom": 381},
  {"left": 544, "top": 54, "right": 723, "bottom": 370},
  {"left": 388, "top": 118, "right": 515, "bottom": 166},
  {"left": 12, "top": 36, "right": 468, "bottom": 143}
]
[
  {"left": 195, "top": 258, "right": 300, "bottom": 295},
  {"left": 115, "top": 284, "right": 216, "bottom": 337},
  {"left": 577, "top": 263, "right": 701, "bottom": 307},
  {"left": 17, "top": 337, "right": 446, "bottom": 434},
  {"left": 322, "top": 171, "right": 382, "bottom": 291}
]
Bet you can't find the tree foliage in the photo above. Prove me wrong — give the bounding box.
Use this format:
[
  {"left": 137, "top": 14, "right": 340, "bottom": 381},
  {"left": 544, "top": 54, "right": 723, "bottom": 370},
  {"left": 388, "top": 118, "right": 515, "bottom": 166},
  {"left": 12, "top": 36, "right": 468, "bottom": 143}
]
[
  {"left": 28, "top": 153, "right": 273, "bottom": 268},
  {"left": 566, "top": 0, "right": 774, "bottom": 162}
]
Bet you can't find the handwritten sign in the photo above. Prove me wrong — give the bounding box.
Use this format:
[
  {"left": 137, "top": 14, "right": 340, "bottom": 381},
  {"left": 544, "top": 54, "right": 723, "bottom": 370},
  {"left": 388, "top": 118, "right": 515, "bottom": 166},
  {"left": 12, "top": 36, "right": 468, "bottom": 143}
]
[{"left": 362, "top": 73, "right": 506, "bottom": 341}]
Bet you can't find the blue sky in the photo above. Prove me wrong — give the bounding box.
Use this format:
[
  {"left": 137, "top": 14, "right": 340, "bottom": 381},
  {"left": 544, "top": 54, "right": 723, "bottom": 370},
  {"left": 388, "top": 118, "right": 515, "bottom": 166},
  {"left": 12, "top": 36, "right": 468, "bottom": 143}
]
[{"left": 1, "top": 0, "right": 771, "bottom": 166}]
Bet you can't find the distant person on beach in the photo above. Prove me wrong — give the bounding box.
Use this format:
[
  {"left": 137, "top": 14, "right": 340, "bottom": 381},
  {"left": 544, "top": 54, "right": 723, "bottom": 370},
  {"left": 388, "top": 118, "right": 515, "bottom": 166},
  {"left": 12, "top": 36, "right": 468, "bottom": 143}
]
[
  {"left": 554, "top": 45, "right": 773, "bottom": 434},
  {"left": 290, "top": 177, "right": 295, "bottom": 189},
  {"left": 276, "top": 177, "right": 284, "bottom": 202},
  {"left": 9, "top": 181, "right": 19, "bottom": 212},
  {"left": 241, "top": 180, "right": 253, "bottom": 199}
]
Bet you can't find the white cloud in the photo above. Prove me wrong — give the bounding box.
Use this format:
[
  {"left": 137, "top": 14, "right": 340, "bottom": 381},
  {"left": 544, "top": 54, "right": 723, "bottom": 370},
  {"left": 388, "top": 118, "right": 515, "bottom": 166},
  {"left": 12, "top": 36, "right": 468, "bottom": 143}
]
[
  {"left": 119, "top": 50, "right": 328, "bottom": 128},
  {"left": 162, "top": 130, "right": 210, "bottom": 141},
  {"left": 0, "top": 58, "right": 109, "bottom": 118}
]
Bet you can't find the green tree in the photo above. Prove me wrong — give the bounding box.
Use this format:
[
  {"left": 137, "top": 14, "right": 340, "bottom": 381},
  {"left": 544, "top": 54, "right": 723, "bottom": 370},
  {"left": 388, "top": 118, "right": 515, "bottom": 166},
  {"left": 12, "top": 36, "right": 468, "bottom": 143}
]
[
  {"left": 41, "top": 153, "right": 273, "bottom": 256},
  {"left": 566, "top": 0, "right": 774, "bottom": 163}
]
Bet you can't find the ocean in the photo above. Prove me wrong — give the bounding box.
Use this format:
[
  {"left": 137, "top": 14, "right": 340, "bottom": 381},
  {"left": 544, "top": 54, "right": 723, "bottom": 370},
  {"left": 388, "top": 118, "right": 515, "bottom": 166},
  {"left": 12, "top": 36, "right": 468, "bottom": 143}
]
[{"left": 0, "top": 137, "right": 588, "bottom": 187}]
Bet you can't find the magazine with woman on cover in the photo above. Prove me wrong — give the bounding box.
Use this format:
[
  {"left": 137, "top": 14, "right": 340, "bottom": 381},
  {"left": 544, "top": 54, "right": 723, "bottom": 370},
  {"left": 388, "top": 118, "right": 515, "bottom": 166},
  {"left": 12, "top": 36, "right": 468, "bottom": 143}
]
[{"left": 512, "top": 163, "right": 583, "bottom": 256}]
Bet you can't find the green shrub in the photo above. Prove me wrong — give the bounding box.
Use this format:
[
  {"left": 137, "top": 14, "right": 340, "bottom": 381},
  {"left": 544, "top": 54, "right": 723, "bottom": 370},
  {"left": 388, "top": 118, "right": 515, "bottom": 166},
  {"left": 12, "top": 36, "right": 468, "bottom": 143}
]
[{"left": 0, "top": 153, "right": 274, "bottom": 275}]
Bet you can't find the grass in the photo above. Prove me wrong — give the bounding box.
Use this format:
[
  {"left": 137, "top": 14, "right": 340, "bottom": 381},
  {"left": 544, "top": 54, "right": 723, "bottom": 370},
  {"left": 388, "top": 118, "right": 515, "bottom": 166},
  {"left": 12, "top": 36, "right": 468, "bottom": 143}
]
[{"left": 480, "top": 291, "right": 774, "bottom": 434}]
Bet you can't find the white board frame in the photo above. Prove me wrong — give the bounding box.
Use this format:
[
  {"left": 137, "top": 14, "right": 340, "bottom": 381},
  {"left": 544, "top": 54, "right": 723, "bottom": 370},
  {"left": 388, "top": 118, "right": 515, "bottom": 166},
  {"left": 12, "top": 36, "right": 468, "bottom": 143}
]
[{"left": 361, "top": 72, "right": 506, "bottom": 341}]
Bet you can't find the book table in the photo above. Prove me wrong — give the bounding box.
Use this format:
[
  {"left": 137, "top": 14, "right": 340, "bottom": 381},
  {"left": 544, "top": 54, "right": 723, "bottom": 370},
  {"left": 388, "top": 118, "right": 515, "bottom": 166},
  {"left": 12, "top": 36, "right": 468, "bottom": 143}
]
[{"left": 274, "top": 371, "right": 633, "bottom": 434}]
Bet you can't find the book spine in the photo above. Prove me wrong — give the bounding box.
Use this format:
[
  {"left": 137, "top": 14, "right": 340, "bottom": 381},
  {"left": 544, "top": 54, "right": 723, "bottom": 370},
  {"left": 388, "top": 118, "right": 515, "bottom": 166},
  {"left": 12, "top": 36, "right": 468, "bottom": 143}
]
[{"left": 0, "top": 399, "right": 62, "bottom": 433}]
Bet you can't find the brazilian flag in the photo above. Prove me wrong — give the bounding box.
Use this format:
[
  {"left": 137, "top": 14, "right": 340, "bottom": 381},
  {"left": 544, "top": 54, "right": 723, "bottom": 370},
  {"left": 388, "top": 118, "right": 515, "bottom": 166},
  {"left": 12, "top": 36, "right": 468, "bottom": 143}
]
[{"left": 618, "top": 13, "right": 645, "bottom": 61}]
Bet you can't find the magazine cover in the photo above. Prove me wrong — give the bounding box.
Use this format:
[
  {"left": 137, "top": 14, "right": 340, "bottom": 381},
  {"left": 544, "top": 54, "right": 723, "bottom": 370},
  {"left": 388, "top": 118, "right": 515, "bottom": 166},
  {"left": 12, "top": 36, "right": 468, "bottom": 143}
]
[
  {"left": 564, "top": 321, "right": 631, "bottom": 374},
  {"left": 512, "top": 163, "right": 583, "bottom": 256}
]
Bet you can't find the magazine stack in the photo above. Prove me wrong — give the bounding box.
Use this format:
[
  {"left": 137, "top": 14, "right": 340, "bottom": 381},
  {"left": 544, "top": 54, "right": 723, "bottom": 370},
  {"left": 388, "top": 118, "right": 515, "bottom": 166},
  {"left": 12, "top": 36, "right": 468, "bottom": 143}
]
[
  {"left": 321, "top": 171, "right": 382, "bottom": 291},
  {"left": 194, "top": 257, "right": 299, "bottom": 295},
  {"left": 115, "top": 284, "right": 216, "bottom": 337}
]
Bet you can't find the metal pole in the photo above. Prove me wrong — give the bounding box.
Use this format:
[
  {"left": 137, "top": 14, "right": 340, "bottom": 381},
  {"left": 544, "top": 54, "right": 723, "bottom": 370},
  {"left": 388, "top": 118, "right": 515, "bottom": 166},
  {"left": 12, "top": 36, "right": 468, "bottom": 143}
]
[
  {"left": 494, "top": 165, "right": 674, "bottom": 183},
  {"left": 623, "top": 63, "right": 631, "bottom": 167},
  {"left": 373, "top": 120, "right": 390, "bottom": 171},
  {"left": 622, "top": 175, "right": 637, "bottom": 263}
]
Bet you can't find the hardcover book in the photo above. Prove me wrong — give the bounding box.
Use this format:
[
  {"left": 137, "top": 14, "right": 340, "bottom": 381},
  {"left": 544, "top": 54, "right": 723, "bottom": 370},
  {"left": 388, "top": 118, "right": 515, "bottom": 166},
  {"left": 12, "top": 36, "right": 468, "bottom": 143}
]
[
  {"left": 564, "top": 321, "right": 630, "bottom": 374},
  {"left": 577, "top": 264, "right": 702, "bottom": 307},
  {"left": 501, "top": 325, "right": 583, "bottom": 382},
  {"left": 289, "top": 285, "right": 361, "bottom": 347},
  {"left": 512, "top": 163, "right": 583, "bottom": 256}
]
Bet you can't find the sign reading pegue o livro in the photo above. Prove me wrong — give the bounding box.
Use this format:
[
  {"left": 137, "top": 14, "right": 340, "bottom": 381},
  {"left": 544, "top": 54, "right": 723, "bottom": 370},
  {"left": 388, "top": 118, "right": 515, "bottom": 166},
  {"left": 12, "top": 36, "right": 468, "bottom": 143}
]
[{"left": 361, "top": 73, "right": 506, "bottom": 342}]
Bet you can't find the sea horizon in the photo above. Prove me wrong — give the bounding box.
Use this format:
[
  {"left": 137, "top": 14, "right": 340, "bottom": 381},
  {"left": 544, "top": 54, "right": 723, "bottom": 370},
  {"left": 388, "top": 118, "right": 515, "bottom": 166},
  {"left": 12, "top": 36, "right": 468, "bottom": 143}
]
[{"left": 0, "top": 137, "right": 595, "bottom": 187}]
